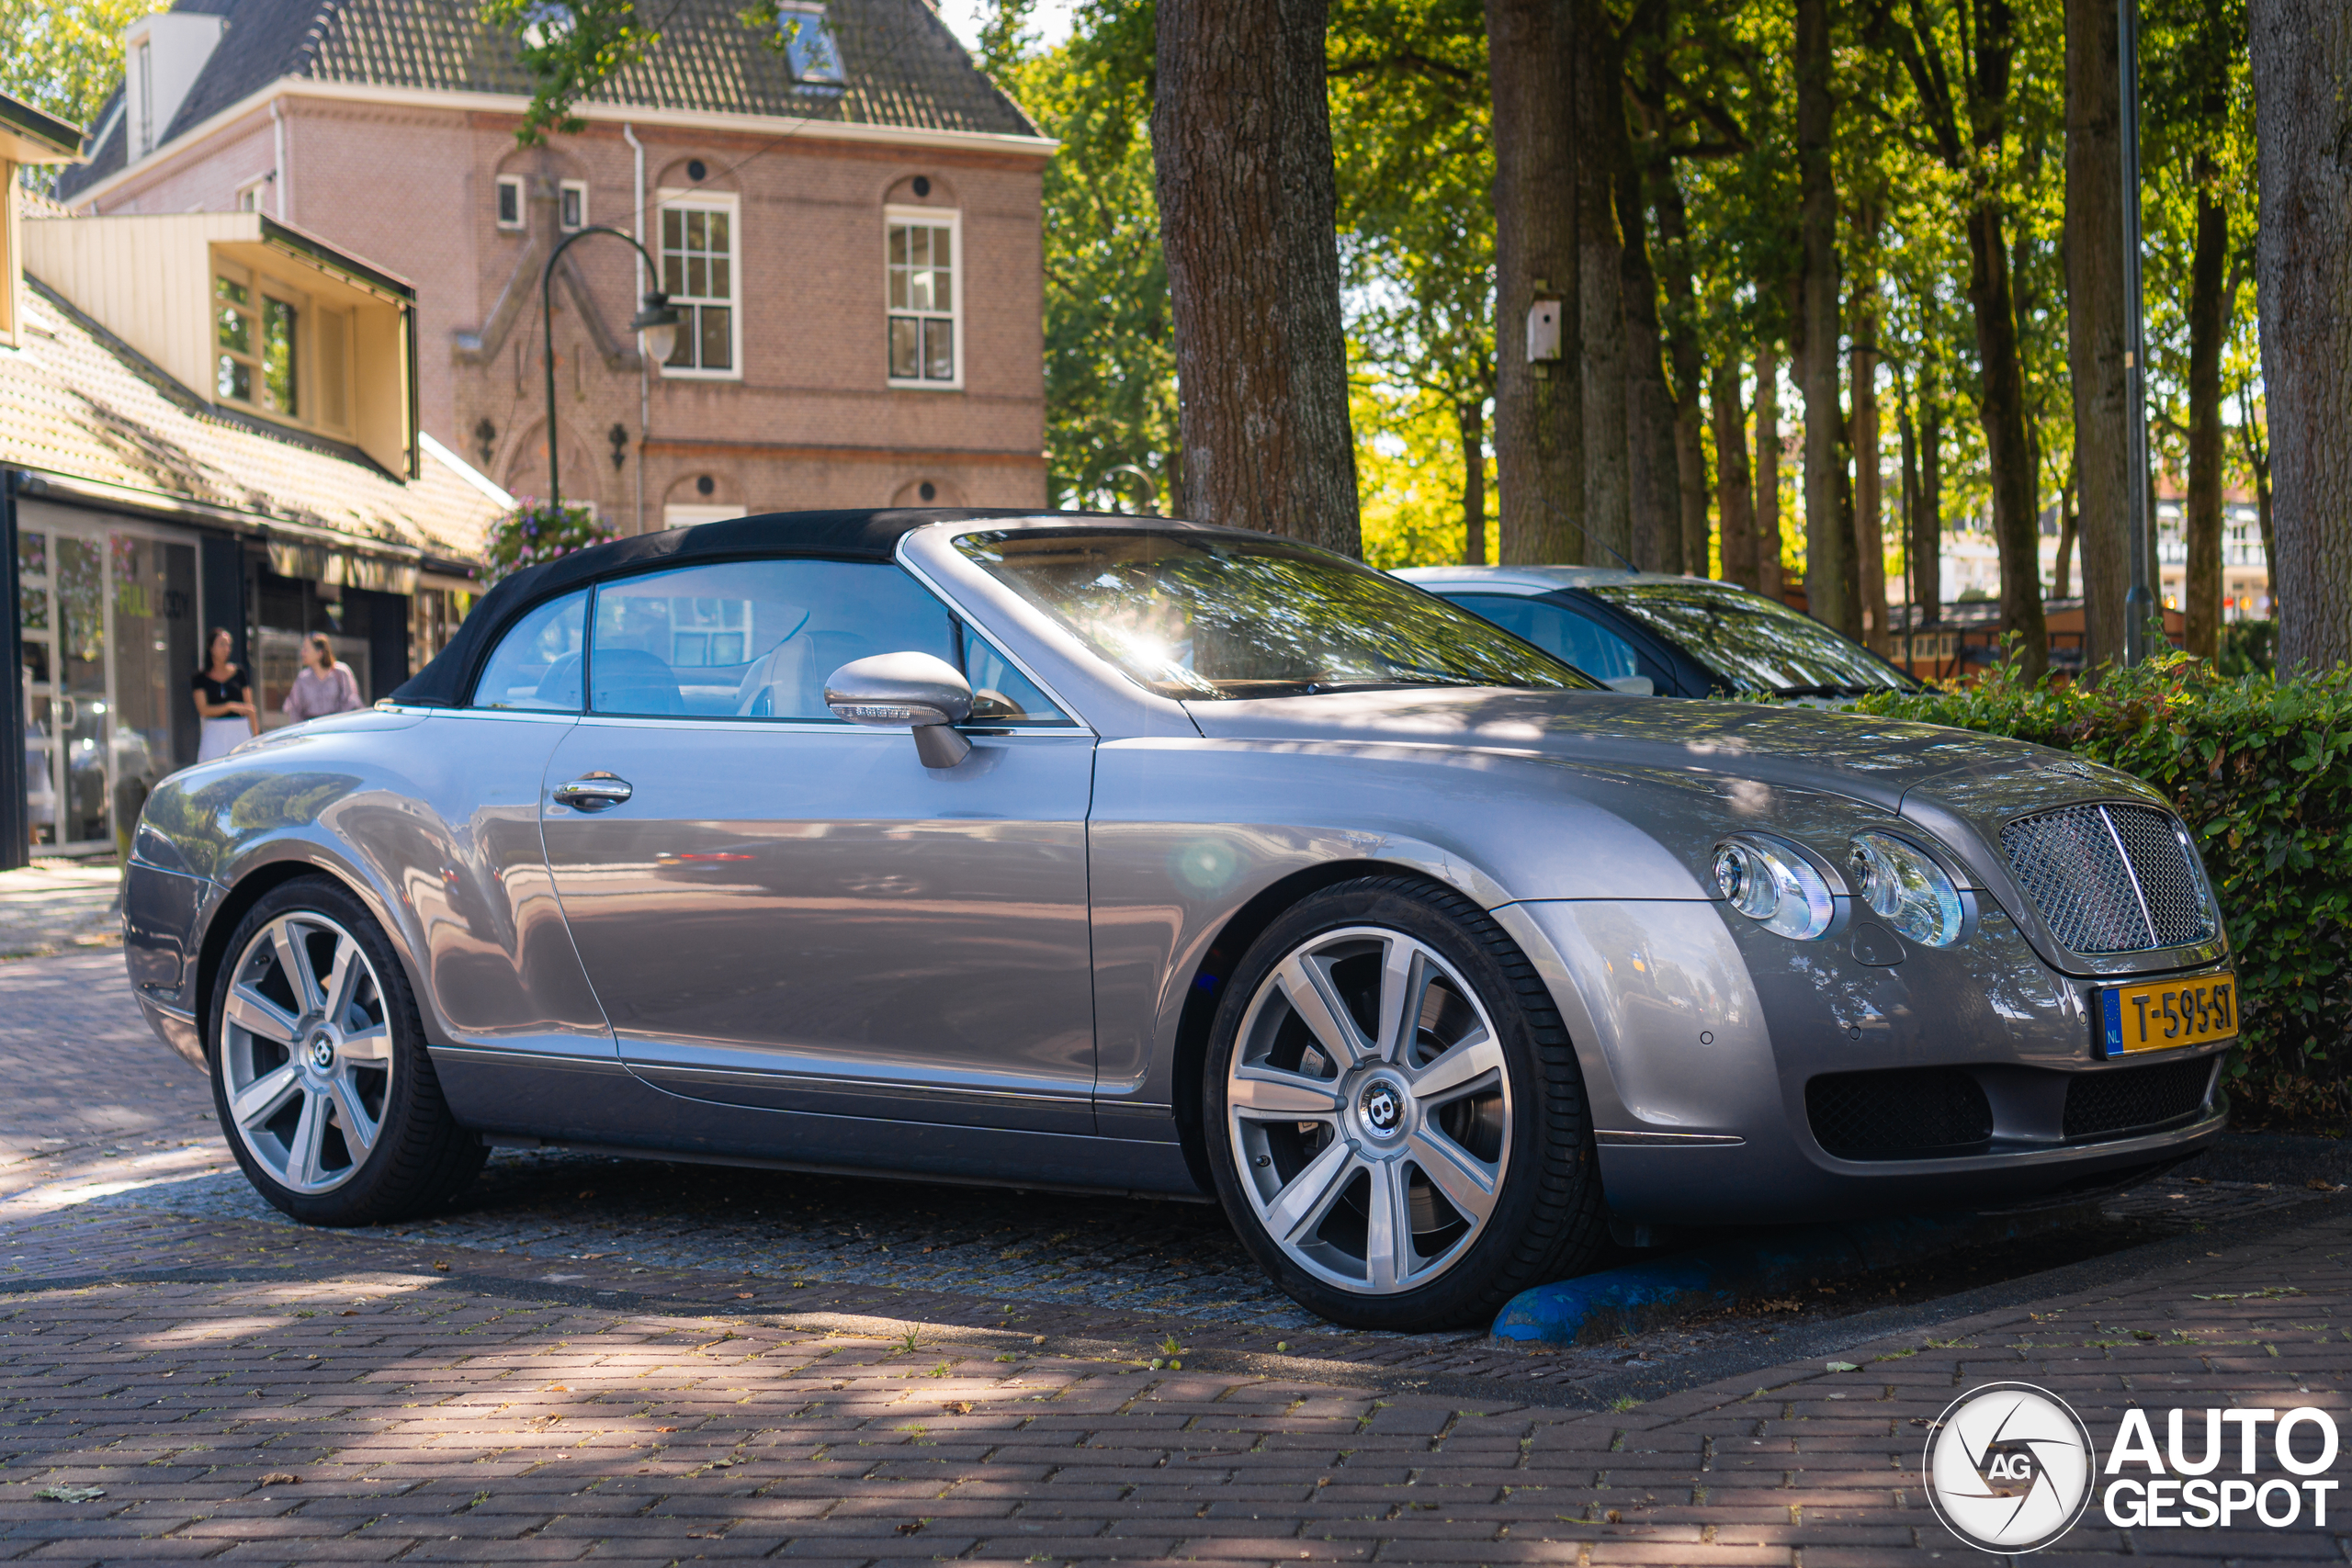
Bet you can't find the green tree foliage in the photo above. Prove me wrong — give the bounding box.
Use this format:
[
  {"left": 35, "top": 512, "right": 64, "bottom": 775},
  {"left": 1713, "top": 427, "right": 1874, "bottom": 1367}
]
[
  {"left": 1329, "top": 0, "right": 1493, "bottom": 566},
  {"left": 0, "top": 0, "right": 148, "bottom": 159},
  {"left": 991, "top": 1, "right": 1179, "bottom": 511}
]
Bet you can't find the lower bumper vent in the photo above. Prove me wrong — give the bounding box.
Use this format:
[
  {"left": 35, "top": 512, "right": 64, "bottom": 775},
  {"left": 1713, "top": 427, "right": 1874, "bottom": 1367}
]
[
  {"left": 2064, "top": 1055, "right": 2218, "bottom": 1141},
  {"left": 1807, "top": 1069, "right": 1994, "bottom": 1161}
]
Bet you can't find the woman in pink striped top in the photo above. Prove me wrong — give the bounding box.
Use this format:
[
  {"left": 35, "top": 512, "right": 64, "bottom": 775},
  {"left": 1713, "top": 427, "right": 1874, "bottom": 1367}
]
[{"left": 283, "top": 633, "right": 365, "bottom": 723}]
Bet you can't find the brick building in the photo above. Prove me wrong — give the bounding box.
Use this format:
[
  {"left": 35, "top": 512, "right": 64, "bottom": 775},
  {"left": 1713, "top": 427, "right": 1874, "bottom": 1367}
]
[{"left": 53, "top": 0, "right": 1053, "bottom": 532}]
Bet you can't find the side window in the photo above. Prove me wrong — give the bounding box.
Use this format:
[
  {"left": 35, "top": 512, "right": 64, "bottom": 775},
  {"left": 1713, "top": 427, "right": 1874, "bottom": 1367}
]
[
  {"left": 589, "top": 559, "right": 958, "bottom": 720},
  {"left": 470, "top": 590, "right": 589, "bottom": 710},
  {"left": 958, "top": 627, "right": 1068, "bottom": 724},
  {"left": 1445, "top": 593, "right": 1640, "bottom": 683}
]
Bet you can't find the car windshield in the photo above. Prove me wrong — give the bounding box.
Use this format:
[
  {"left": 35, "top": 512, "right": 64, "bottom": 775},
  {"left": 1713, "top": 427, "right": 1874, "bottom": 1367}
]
[
  {"left": 956, "top": 530, "right": 1598, "bottom": 700},
  {"left": 1581, "top": 581, "right": 1914, "bottom": 695}
]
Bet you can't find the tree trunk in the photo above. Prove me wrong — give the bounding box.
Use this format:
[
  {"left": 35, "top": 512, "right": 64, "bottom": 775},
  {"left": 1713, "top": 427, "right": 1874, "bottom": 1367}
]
[
  {"left": 2055, "top": 469, "right": 2078, "bottom": 599},
  {"left": 1897, "top": 371, "right": 1921, "bottom": 627},
  {"left": 1153, "top": 0, "right": 1359, "bottom": 552},
  {"left": 2185, "top": 176, "right": 2227, "bottom": 660},
  {"left": 1576, "top": 0, "right": 1633, "bottom": 568},
  {"left": 1653, "top": 161, "right": 1712, "bottom": 574},
  {"left": 1712, "top": 357, "right": 1757, "bottom": 588},
  {"left": 2248, "top": 0, "right": 2348, "bottom": 672},
  {"left": 2065, "top": 0, "right": 2132, "bottom": 672},
  {"left": 1917, "top": 399, "right": 1943, "bottom": 619},
  {"left": 1619, "top": 146, "right": 1682, "bottom": 573},
  {"left": 2237, "top": 377, "right": 2276, "bottom": 606},
  {"left": 1754, "top": 346, "right": 1784, "bottom": 602},
  {"left": 1964, "top": 201, "right": 2050, "bottom": 679},
  {"left": 1796, "top": 0, "right": 1851, "bottom": 636},
  {"left": 1851, "top": 335, "right": 1887, "bottom": 651},
  {"left": 1485, "top": 0, "right": 1583, "bottom": 564},
  {"left": 1459, "top": 400, "right": 1488, "bottom": 565}
]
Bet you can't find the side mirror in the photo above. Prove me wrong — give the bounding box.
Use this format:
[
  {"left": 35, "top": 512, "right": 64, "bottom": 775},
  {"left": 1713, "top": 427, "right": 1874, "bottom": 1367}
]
[{"left": 824, "top": 651, "right": 974, "bottom": 767}]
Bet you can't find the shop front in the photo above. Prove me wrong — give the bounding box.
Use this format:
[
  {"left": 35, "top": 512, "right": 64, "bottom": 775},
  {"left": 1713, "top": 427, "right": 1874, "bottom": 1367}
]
[{"left": 14, "top": 496, "right": 477, "bottom": 859}]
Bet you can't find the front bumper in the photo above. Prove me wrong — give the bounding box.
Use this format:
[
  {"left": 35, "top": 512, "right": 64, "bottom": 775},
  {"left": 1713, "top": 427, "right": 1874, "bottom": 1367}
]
[
  {"left": 1507, "top": 897, "right": 2231, "bottom": 1226},
  {"left": 123, "top": 858, "right": 214, "bottom": 1071}
]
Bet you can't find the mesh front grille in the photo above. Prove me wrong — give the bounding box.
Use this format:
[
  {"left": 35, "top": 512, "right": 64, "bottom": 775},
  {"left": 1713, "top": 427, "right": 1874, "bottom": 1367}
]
[
  {"left": 2000, "top": 803, "right": 2216, "bottom": 954},
  {"left": 1806, "top": 1069, "right": 1993, "bottom": 1161},
  {"left": 2064, "top": 1056, "right": 2218, "bottom": 1140}
]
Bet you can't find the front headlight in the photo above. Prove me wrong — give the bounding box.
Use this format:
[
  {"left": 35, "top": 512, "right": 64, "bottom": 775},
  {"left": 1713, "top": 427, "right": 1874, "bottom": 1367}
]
[
  {"left": 1847, "top": 831, "right": 1964, "bottom": 946},
  {"left": 1712, "top": 835, "right": 1835, "bottom": 940}
]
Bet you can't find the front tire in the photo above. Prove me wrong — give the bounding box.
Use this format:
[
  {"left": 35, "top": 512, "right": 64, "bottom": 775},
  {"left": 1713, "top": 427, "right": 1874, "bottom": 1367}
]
[
  {"left": 1204, "top": 876, "right": 1606, "bottom": 1330},
  {"left": 209, "top": 876, "right": 483, "bottom": 1225}
]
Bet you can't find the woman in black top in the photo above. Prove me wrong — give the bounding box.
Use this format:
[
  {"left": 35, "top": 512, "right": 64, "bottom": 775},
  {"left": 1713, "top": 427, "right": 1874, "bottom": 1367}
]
[{"left": 192, "top": 627, "right": 258, "bottom": 761}]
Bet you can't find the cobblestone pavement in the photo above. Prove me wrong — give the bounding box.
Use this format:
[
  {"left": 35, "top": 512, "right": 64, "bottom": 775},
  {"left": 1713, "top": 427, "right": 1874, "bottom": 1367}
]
[
  {"left": 6, "top": 952, "right": 2352, "bottom": 1562},
  {"left": 0, "top": 862, "right": 120, "bottom": 961}
]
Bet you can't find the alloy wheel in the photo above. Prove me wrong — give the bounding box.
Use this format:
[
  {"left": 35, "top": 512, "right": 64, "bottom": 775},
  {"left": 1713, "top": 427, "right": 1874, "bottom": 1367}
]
[
  {"left": 1224, "top": 926, "right": 1511, "bottom": 1295},
  {"left": 219, "top": 911, "right": 394, "bottom": 1195}
]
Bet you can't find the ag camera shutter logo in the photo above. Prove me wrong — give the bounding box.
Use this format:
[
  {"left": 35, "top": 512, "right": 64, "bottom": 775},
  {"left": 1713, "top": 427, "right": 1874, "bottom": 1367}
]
[{"left": 1924, "top": 1382, "right": 2098, "bottom": 1552}]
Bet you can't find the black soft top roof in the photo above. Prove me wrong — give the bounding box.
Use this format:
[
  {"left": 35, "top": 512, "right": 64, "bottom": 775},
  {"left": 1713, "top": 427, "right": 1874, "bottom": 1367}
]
[{"left": 389, "top": 508, "right": 1164, "bottom": 708}]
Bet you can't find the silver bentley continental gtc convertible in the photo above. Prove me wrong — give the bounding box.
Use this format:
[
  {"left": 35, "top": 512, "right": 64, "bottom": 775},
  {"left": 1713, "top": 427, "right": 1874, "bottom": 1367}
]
[{"left": 121, "top": 512, "right": 2237, "bottom": 1330}]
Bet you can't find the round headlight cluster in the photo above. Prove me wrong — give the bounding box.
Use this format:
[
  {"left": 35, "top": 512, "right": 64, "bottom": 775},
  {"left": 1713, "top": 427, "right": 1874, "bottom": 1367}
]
[
  {"left": 1846, "top": 831, "right": 1965, "bottom": 947},
  {"left": 1711, "top": 836, "right": 1835, "bottom": 940}
]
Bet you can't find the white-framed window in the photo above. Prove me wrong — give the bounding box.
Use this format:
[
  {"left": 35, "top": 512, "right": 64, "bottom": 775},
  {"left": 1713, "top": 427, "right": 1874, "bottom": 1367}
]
[
  {"left": 212, "top": 261, "right": 353, "bottom": 435},
  {"left": 886, "top": 207, "right": 960, "bottom": 389},
  {"left": 657, "top": 189, "right": 739, "bottom": 378},
  {"left": 495, "top": 175, "right": 524, "bottom": 230},
  {"left": 235, "top": 177, "right": 266, "bottom": 213},
  {"left": 560, "top": 179, "right": 588, "bottom": 231}
]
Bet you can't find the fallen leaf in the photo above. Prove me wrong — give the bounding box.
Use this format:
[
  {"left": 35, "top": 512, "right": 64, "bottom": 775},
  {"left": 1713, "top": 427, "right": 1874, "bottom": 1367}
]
[
  {"left": 655, "top": 1426, "right": 678, "bottom": 1433},
  {"left": 943, "top": 1400, "right": 974, "bottom": 1415},
  {"left": 735, "top": 1292, "right": 753, "bottom": 1299},
  {"left": 338, "top": 1310, "right": 358, "bottom": 1316},
  {"left": 2309, "top": 1179, "right": 2341, "bottom": 1192},
  {"left": 35, "top": 1486, "right": 104, "bottom": 1503},
  {"left": 1604, "top": 1509, "right": 1622, "bottom": 1524},
  {"left": 2132, "top": 1330, "right": 2158, "bottom": 1341},
  {"left": 895, "top": 1520, "right": 924, "bottom": 1535},
  {"left": 256, "top": 1472, "right": 300, "bottom": 1486},
  {"left": 432, "top": 1262, "right": 450, "bottom": 1272},
  {"left": 1825, "top": 1360, "right": 1860, "bottom": 1372},
  {"left": 545, "top": 1386, "right": 570, "bottom": 1393}
]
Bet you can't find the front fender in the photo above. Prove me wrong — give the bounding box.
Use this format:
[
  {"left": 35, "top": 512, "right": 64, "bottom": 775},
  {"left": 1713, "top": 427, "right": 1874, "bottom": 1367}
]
[{"left": 129, "top": 712, "right": 608, "bottom": 1061}]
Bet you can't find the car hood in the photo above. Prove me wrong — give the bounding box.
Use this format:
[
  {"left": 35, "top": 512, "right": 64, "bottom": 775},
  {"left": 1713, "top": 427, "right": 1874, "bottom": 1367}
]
[{"left": 1179, "top": 687, "right": 2148, "bottom": 817}]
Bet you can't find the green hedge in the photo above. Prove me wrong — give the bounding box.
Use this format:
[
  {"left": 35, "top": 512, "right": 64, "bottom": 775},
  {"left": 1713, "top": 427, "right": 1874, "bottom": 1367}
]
[{"left": 1849, "top": 654, "right": 2352, "bottom": 1122}]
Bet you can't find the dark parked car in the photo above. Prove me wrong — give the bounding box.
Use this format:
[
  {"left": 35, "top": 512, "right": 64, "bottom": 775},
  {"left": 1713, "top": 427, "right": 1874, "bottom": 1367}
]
[{"left": 1397, "top": 566, "right": 1924, "bottom": 700}]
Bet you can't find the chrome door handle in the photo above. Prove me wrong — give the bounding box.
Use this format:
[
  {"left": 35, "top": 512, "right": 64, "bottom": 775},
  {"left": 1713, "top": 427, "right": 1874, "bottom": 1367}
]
[{"left": 552, "top": 773, "right": 633, "bottom": 811}]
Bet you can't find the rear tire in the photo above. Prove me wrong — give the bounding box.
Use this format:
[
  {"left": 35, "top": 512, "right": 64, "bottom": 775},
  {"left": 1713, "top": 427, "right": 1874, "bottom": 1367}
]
[
  {"left": 209, "top": 876, "right": 484, "bottom": 1225},
  {"left": 1204, "top": 875, "right": 1607, "bottom": 1331}
]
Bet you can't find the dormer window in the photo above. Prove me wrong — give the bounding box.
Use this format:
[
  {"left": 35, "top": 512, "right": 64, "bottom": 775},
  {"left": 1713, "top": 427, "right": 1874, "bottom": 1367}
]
[
  {"left": 214, "top": 261, "right": 354, "bottom": 434},
  {"left": 778, "top": 2, "right": 846, "bottom": 89}
]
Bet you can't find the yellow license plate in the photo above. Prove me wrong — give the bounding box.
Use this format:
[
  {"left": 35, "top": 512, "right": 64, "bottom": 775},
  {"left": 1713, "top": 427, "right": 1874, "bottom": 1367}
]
[{"left": 2098, "top": 974, "right": 2238, "bottom": 1057}]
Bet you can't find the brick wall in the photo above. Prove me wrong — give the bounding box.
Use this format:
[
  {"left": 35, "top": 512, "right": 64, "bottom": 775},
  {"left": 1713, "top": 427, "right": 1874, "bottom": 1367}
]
[{"left": 74, "top": 95, "right": 1048, "bottom": 529}]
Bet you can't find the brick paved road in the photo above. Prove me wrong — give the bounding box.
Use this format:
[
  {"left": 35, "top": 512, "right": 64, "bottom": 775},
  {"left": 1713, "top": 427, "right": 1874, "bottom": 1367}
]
[{"left": 5, "top": 952, "right": 2350, "bottom": 1563}]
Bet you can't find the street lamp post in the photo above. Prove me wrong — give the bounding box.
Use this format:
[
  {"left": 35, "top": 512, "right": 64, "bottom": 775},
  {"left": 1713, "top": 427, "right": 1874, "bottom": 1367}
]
[{"left": 541, "top": 224, "right": 681, "bottom": 509}]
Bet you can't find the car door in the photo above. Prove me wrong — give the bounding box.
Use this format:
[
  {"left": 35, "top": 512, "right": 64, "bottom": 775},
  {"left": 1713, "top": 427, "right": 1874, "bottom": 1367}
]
[{"left": 537, "top": 554, "right": 1099, "bottom": 1134}]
